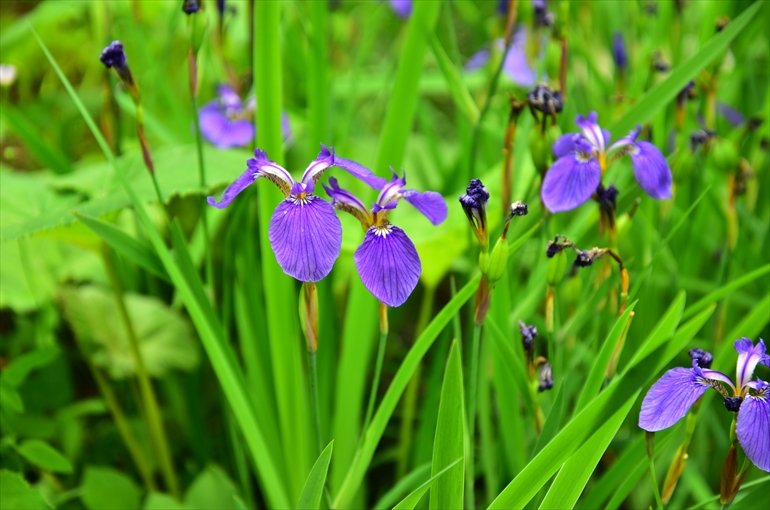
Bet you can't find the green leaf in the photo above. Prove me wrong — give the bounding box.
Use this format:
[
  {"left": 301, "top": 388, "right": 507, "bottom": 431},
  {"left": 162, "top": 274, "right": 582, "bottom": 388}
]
[
  {"left": 80, "top": 467, "right": 141, "bottom": 510},
  {"left": 184, "top": 465, "right": 241, "bottom": 510},
  {"left": 0, "top": 347, "right": 59, "bottom": 388},
  {"left": 296, "top": 441, "right": 334, "bottom": 510},
  {"left": 74, "top": 213, "right": 170, "bottom": 282},
  {"left": 532, "top": 381, "right": 565, "bottom": 457},
  {"left": 0, "top": 470, "right": 52, "bottom": 509},
  {"left": 0, "top": 107, "right": 70, "bottom": 174},
  {"left": 429, "top": 341, "right": 465, "bottom": 510},
  {"left": 681, "top": 264, "right": 770, "bottom": 321},
  {"left": 143, "top": 493, "right": 185, "bottom": 510},
  {"left": 0, "top": 380, "right": 24, "bottom": 413},
  {"left": 486, "top": 317, "right": 535, "bottom": 416},
  {"left": 394, "top": 459, "right": 463, "bottom": 510},
  {"left": 429, "top": 35, "right": 480, "bottom": 124},
  {"left": 608, "top": 0, "right": 764, "bottom": 135},
  {"left": 539, "top": 398, "right": 635, "bottom": 510},
  {"left": 61, "top": 285, "right": 200, "bottom": 379},
  {"left": 17, "top": 439, "right": 73, "bottom": 474},
  {"left": 574, "top": 302, "right": 637, "bottom": 413},
  {"left": 373, "top": 464, "right": 431, "bottom": 510}
]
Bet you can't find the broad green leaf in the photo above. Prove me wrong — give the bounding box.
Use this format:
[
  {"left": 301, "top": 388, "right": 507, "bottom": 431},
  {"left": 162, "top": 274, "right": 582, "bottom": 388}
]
[
  {"left": 17, "top": 439, "right": 72, "bottom": 474},
  {"left": 143, "top": 493, "right": 185, "bottom": 510},
  {"left": 61, "top": 286, "right": 200, "bottom": 379},
  {"left": 574, "top": 302, "right": 637, "bottom": 413},
  {"left": 35, "top": 24, "right": 297, "bottom": 510},
  {"left": 333, "top": 222, "right": 538, "bottom": 509},
  {"left": 429, "top": 341, "right": 465, "bottom": 510},
  {"left": 296, "top": 441, "right": 334, "bottom": 510},
  {"left": 74, "top": 213, "right": 170, "bottom": 282},
  {"left": 0, "top": 380, "right": 24, "bottom": 413},
  {"left": 80, "top": 466, "right": 141, "bottom": 510},
  {"left": 394, "top": 459, "right": 463, "bottom": 510},
  {"left": 539, "top": 398, "right": 635, "bottom": 510},
  {"left": 184, "top": 465, "right": 241, "bottom": 510},
  {"left": 0, "top": 470, "right": 52, "bottom": 509},
  {"left": 608, "top": 0, "right": 764, "bottom": 135},
  {"left": 487, "top": 304, "right": 714, "bottom": 509},
  {"left": 0, "top": 347, "right": 60, "bottom": 387},
  {"left": 0, "top": 107, "right": 70, "bottom": 174}
]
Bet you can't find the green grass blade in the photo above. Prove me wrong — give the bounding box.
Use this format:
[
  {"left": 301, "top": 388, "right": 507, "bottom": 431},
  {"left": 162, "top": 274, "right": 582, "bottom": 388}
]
[
  {"left": 33, "top": 28, "right": 291, "bottom": 509},
  {"left": 74, "top": 212, "right": 170, "bottom": 282},
  {"left": 373, "top": 464, "right": 431, "bottom": 510},
  {"left": 394, "top": 459, "right": 463, "bottom": 510},
  {"left": 486, "top": 316, "right": 535, "bottom": 416},
  {"left": 429, "top": 340, "right": 465, "bottom": 510},
  {"left": 297, "top": 441, "right": 334, "bottom": 510},
  {"left": 624, "top": 291, "right": 686, "bottom": 370},
  {"left": 1, "top": 106, "right": 71, "bottom": 174},
  {"left": 608, "top": 0, "right": 763, "bottom": 135},
  {"left": 532, "top": 382, "right": 565, "bottom": 457},
  {"left": 428, "top": 35, "right": 480, "bottom": 124},
  {"left": 681, "top": 264, "right": 770, "bottom": 321},
  {"left": 539, "top": 397, "right": 636, "bottom": 510},
  {"left": 574, "top": 301, "right": 637, "bottom": 413},
  {"left": 373, "top": 0, "right": 441, "bottom": 174}
]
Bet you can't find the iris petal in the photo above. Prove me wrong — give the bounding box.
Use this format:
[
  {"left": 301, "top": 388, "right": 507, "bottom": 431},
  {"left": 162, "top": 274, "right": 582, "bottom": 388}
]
[
  {"left": 735, "top": 338, "right": 767, "bottom": 390},
  {"left": 402, "top": 189, "right": 447, "bottom": 225},
  {"left": 541, "top": 154, "right": 601, "bottom": 213},
  {"left": 207, "top": 167, "right": 257, "bottom": 209},
  {"left": 354, "top": 225, "right": 421, "bottom": 307},
  {"left": 630, "top": 141, "right": 673, "bottom": 200},
  {"left": 736, "top": 394, "right": 770, "bottom": 472},
  {"left": 268, "top": 195, "right": 342, "bottom": 282},
  {"left": 552, "top": 133, "right": 579, "bottom": 158},
  {"left": 199, "top": 103, "right": 255, "bottom": 149},
  {"left": 639, "top": 367, "right": 709, "bottom": 431}
]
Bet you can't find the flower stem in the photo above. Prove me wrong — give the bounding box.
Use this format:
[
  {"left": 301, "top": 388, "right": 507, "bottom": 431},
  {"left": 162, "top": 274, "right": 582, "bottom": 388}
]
[
  {"left": 466, "top": 322, "right": 482, "bottom": 509},
  {"left": 101, "top": 245, "right": 180, "bottom": 499},
  {"left": 363, "top": 303, "right": 388, "bottom": 435},
  {"left": 647, "top": 447, "right": 664, "bottom": 510},
  {"left": 308, "top": 350, "right": 323, "bottom": 457}
]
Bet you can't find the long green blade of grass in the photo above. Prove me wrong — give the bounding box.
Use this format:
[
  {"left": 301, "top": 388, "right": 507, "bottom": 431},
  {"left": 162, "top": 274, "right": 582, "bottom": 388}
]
[{"left": 297, "top": 441, "right": 334, "bottom": 510}]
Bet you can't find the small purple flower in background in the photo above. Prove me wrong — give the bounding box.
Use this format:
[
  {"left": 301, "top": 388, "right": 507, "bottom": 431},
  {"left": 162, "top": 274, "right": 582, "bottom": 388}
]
[
  {"left": 465, "top": 30, "right": 537, "bottom": 88},
  {"left": 542, "top": 111, "right": 672, "bottom": 213},
  {"left": 208, "top": 145, "right": 385, "bottom": 282},
  {"left": 717, "top": 102, "right": 746, "bottom": 127},
  {"left": 182, "top": 0, "right": 202, "bottom": 15},
  {"left": 198, "top": 85, "right": 292, "bottom": 149},
  {"left": 639, "top": 338, "right": 770, "bottom": 472},
  {"left": 532, "top": 0, "right": 555, "bottom": 28},
  {"left": 613, "top": 32, "right": 627, "bottom": 71},
  {"left": 388, "top": 0, "right": 412, "bottom": 18},
  {"left": 99, "top": 41, "right": 133, "bottom": 85},
  {"left": 323, "top": 170, "right": 447, "bottom": 307}
]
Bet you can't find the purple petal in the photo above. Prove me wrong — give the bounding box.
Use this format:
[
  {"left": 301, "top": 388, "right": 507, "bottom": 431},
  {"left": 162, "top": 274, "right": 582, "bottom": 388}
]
[
  {"left": 217, "top": 84, "right": 242, "bottom": 110},
  {"left": 613, "top": 32, "right": 628, "bottom": 70},
  {"left": 503, "top": 37, "right": 537, "bottom": 87},
  {"left": 268, "top": 195, "right": 342, "bottom": 282},
  {"left": 301, "top": 144, "right": 386, "bottom": 189},
  {"left": 735, "top": 338, "right": 767, "bottom": 390},
  {"left": 354, "top": 225, "right": 421, "bottom": 307},
  {"left": 717, "top": 102, "right": 745, "bottom": 127},
  {"left": 639, "top": 367, "right": 710, "bottom": 431},
  {"left": 281, "top": 112, "right": 292, "bottom": 143},
  {"left": 389, "top": 0, "right": 412, "bottom": 18},
  {"left": 402, "top": 189, "right": 447, "bottom": 225},
  {"left": 629, "top": 141, "right": 672, "bottom": 200},
  {"left": 541, "top": 154, "right": 601, "bottom": 213},
  {"left": 248, "top": 149, "right": 294, "bottom": 195},
  {"left": 376, "top": 169, "right": 407, "bottom": 208},
  {"left": 465, "top": 48, "right": 490, "bottom": 72},
  {"left": 207, "top": 167, "right": 257, "bottom": 209},
  {"left": 737, "top": 392, "right": 770, "bottom": 472},
  {"left": 321, "top": 177, "right": 372, "bottom": 227},
  {"left": 575, "top": 112, "right": 607, "bottom": 153},
  {"left": 609, "top": 125, "right": 641, "bottom": 153},
  {"left": 199, "top": 102, "right": 254, "bottom": 149},
  {"left": 552, "top": 133, "right": 579, "bottom": 158}
]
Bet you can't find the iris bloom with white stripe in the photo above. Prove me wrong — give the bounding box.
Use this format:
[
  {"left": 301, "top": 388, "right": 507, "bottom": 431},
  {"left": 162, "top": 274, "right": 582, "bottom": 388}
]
[
  {"left": 323, "top": 171, "right": 447, "bottom": 307},
  {"left": 542, "top": 111, "right": 673, "bottom": 213},
  {"left": 207, "top": 145, "right": 385, "bottom": 282},
  {"left": 639, "top": 338, "right": 770, "bottom": 472}
]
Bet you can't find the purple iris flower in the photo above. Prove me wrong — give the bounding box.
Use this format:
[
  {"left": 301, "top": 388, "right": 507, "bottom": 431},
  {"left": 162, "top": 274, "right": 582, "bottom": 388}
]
[
  {"left": 208, "top": 145, "right": 386, "bottom": 282},
  {"left": 639, "top": 338, "right": 770, "bottom": 472},
  {"left": 542, "top": 111, "right": 672, "bottom": 213},
  {"left": 322, "top": 171, "right": 447, "bottom": 307},
  {"left": 465, "top": 31, "right": 537, "bottom": 88},
  {"left": 388, "top": 0, "right": 412, "bottom": 18},
  {"left": 198, "top": 85, "right": 292, "bottom": 149},
  {"left": 717, "top": 102, "right": 746, "bottom": 127}
]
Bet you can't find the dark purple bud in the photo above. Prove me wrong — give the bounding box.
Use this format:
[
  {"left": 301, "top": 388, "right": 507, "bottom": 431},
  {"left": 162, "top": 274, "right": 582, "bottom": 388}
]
[
  {"left": 546, "top": 241, "right": 563, "bottom": 258},
  {"left": 724, "top": 396, "right": 742, "bottom": 412},
  {"left": 596, "top": 183, "right": 619, "bottom": 214},
  {"left": 182, "top": 0, "right": 202, "bottom": 14},
  {"left": 216, "top": 0, "right": 225, "bottom": 15},
  {"left": 690, "top": 129, "right": 713, "bottom": 151},
  {"left": 99, "top": 41, "right": 133, "bottom": 85},
  {"left": 519, "top": 320, "right": 538, "bottom": 352},
  {"left": 527, "top": 84, "right": 563, "bottom": 114},
  {"left": 676, "top": 81, "right": 696, "bottom": 106},
  {"left": 533, "top": 0, "right": 554, "bottom": 27},
  {"left": 653, "top": 54, "right": 670, "bottom": 73},
  {"left": 574, "top": 250, "right": 593, "bottom": 268},
  {"left": 538, "top": 361, "right": 554, "bottom": 392},
  {"left": 613, "top": 32, "right": 627, "bottom": 70},
  {"left": 460, "top": 179, "right": 490, "bottom": 248},
  {"left": 510, "top": 201, "right": 528, "bottom": 217},
  {"left": 688, "top": 347, "right": 713, "bottom": 369}
]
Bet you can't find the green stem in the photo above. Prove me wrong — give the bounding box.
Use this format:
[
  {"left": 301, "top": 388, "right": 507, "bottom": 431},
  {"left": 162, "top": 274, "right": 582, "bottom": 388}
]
[
  {"left": 190, "top": 74, "right": 214, "bottom": 292},
  {"left": 466, "top": 322, "right": 482, "bottom": 509},
  {"left": 309, "top": 350, "right": 323, "bottom": 457},
  {"left": 362, "top": 328, "right": 388, "bottom": 435},
  {"left": 648, "top": 454, "right": 664, "bottom": 510},
  {"left": 102, "top": 246, "right": 180, "bottom": 499}
]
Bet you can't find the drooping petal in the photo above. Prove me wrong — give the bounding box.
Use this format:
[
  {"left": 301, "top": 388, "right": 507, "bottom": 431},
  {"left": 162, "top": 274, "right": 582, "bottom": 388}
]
[
  {"left": 552, "top": 133, "right": 579, "bottom": 158},
  {"left": 608, "top": 125, "right": 641, "bottom": 153},
  {"left": 541, "top": 154, "right": 601, "bottom": 213},
  {"left": 629, "top": 141, "right": 673, "bottom": 200},
  {"left": 639, "top": 367, "right": 710, "bottom": 431},
  {"left": 736, "top": 391, "right": 770, "bottom": 472},
  {"left": 321, "top": 177, "right": 373, "bottom": 228},
  {"left": 268, "top": 195, "right": 342, "bottom": 282},
  {"left": 401, "top": 189, "right": 447, "bottom": 225},
  {"left": 735, "top": 338, "right": 768, "bottom": 390},
  {"left": 354, "top": 225, "right": 421, "bottom": 307},
  {"left": 301, "top": 144, "right": 386, "bottom": 189},
  {"left": 207, "top": 167, "right": 257, "bottom": 208},
  {"left": 199, "top": 103, "right": 254, "bottom": 149}
]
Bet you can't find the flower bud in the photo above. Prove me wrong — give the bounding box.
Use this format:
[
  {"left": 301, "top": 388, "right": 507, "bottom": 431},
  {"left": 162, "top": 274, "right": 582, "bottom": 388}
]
[
  {"left": 546, "top": 250, "right": 568, "bottom": 286},
  {"left": 460, "top": 178, "right": 490, "bottom": 251},
  {"left": 711, "top": 138, "right": 739, "bottom": 173},
  {"left": 487, "top": 237, "right": 509, "bottom": 284},
  {"left": 530, "top": 129, "right": 550, "bottom": 174},
  {"left": 538, "top": 361, "right": 554, "bottom": 392},
  {"left": 688, "top": 347, "right": 713, "bottom": 369},
  {"left": 519, "top": 320, "right": 538, "bottom": 352}
]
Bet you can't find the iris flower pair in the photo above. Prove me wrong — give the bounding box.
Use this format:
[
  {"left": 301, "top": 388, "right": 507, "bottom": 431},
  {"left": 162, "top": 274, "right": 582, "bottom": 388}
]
[
  {"left": 208, "top": 146, "right": 447, "bottom": 307},
  {"left": 639, "top": 338, "right": 769, "bottom": 472},
  {"left": 542, "top": 111, "right": 673, "bottom": 213}
]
